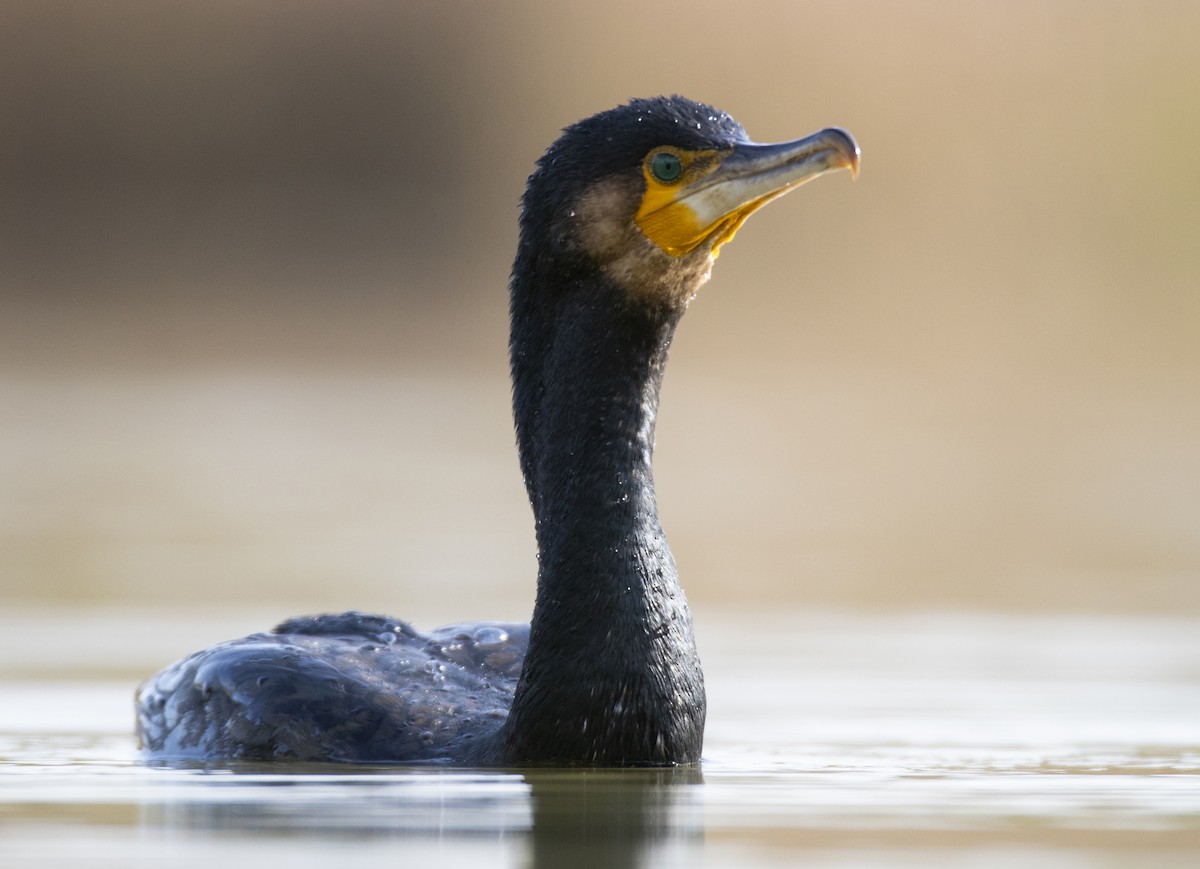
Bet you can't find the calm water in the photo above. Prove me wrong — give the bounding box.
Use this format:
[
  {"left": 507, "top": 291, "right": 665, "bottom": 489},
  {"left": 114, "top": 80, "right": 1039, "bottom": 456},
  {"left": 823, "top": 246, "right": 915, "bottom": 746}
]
[{"left": 1, "top": 611, "right": 1198, "bottom": 867}]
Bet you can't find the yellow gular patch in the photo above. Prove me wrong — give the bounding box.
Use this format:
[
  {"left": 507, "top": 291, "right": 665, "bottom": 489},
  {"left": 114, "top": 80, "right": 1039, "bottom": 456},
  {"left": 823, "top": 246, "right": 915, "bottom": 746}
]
[
  {"left": 702, "top": 190, "right": 790, "bottom": 260},
  {"left": 635, "top": 148, "right": 729, "bottom": 257}
]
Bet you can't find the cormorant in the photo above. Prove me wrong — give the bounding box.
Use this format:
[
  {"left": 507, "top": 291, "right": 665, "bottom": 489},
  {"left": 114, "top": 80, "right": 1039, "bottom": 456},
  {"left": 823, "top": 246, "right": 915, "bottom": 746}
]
[{"left": 135, "top": 96, "right": 859, "bottom": 766}]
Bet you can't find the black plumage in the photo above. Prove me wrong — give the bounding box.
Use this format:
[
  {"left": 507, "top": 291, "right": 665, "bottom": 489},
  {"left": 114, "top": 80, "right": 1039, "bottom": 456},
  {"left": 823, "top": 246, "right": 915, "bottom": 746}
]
[{"left": 136, "top": 96, "right": 858, "bottom": 766}]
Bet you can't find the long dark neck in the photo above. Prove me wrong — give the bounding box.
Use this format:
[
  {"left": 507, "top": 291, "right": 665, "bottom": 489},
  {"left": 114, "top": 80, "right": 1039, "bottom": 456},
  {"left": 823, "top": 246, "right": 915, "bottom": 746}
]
[{"left": 500, "top": 273, "right": 705, "bottom": 765}]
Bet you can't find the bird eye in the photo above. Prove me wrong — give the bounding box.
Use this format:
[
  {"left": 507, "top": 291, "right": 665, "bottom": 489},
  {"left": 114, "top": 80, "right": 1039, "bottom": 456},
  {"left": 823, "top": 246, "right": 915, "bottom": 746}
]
[{"left": 649, "top": 151, "right": 683, "bottom": 183}]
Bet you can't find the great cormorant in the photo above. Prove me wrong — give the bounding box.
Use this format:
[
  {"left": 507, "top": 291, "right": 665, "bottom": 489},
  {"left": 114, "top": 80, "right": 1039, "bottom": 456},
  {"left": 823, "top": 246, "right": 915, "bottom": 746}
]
[{"left": 135, "top": 96, "right": 859, "bottom": 766}]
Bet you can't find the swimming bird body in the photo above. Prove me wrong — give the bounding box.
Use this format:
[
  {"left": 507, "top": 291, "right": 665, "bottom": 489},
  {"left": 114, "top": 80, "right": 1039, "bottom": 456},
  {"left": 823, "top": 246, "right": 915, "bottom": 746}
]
[{"left": 136, "top": 96, "right": 858, "bottom": 766}]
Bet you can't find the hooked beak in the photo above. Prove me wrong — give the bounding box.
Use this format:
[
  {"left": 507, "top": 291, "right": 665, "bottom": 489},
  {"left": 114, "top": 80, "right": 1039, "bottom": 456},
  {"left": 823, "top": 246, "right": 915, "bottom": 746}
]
[{"left": 637, "top": 127, "right": 860, "bottom": 257}]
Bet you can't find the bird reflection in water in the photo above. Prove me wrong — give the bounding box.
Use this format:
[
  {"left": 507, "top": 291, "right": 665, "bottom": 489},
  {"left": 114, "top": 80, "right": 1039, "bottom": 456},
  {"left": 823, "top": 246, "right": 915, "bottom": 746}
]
[{"left": 138, "top": 766, "right": 705, "bottom": 869}]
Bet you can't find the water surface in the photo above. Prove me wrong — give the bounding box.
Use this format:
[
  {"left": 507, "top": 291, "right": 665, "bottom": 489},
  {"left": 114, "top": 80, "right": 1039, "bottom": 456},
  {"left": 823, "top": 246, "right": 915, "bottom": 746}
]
[{"left": 2, "top": 611, "right": 1198, "bottom": 867}]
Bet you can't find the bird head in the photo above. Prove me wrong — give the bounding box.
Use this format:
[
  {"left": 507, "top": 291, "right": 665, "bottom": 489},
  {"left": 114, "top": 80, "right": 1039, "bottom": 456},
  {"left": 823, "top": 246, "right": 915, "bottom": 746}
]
[{"left": 516, "top": 96, "right": 859, "bottom": 309}]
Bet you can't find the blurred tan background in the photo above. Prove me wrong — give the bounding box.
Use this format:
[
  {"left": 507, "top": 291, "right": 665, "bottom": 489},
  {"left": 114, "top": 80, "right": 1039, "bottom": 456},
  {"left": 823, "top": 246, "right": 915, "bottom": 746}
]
[{"left": 2, "top": 0, "right": 1198, "bottom": 621}]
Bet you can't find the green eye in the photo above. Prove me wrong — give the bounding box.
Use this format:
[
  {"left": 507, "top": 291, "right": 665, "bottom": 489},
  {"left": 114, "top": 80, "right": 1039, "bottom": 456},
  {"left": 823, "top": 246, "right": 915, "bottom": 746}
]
[{"left": 649, "top": 151, "right": 683, "bottom": 183}]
